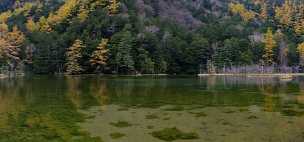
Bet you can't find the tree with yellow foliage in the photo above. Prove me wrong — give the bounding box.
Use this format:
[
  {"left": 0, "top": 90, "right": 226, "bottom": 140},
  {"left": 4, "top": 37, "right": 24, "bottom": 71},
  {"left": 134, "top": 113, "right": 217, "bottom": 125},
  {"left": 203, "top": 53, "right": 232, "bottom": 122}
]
[
  {"left": 297, "top": 42, "right": 304, "bottom": 66},
  {"left": 0, "top": 23, "right": 8, "bottom": 33},
  {"left": 65, "top": 39, "right": 85, "bottom": 74},
  {"left": 0, "top": 11, "right": 12, "bottom": 23},
  {"left": 90, "top": 39, "right": 109, "bottom": 72},
  {"left": 275, "top": 0, "right": 294, "bottom": 26},
  {"left": 0, "top": 26, "right": 25, "bottom": 71},
  {"left": 260, "top": 3, "right": 268, "bottom": 20},
  {"left": 38, "top": 16, "right": 52, "bottom": 32},
  {"left": 77, "top": 4, "right": 89, "bottom": 22},
  {"left": 26, "top": 18, "right": 38, "bottom": 32},
  {"left": 229, "top": 3, "right": 255, "bottom": 22},
  {"left": 0, "top": 38, "right": 8, "bottom": 59},
  {"left": 263, "top": 28, "right": 276, "bottom": 66},
  {"left": 47, "top": 0, "right": 79, "bottom": 25},
  {"left": 108, "top": 0, "right": 120, "bottom": 15},
  {"left": 90, "top": 0, "right": 107, "bottom": 10}
]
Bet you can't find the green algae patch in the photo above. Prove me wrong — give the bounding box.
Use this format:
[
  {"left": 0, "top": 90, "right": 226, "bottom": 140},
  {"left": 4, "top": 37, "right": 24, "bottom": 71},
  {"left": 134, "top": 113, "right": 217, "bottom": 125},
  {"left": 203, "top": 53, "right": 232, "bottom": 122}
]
[
  {"left": 110, "top": 121, "right": 132, "bottom": 128},
  {"left": 163, "top": 117, "right": 171, "bottom": 120},
  {"left": 189, "top": 112, "right": 207, "bottom": 118},
  {"left": 247, "top": 115, "right": 258, "bottom": 119},
  {"left": 151, "top": 127, "right": 199, "bottom": 141},
  {"left": 223, "top": 110, "right": 235, "bottom": 114},
  {"left": 110, "top": 132, "right": 125, "bottom": 139},
  {"left": 117, "top": 107, "right": 129, "bottom": 111},
  {"left": 146, "top": 114, "right": 159, "bottom": 119},
  {"left": 163, "top": 106, "right": 185, "bottom": 111},
  {"left": 239, "top": 108, "right": 249, "bottom": 112},
  {"left": 281, "top": 109, "right": 304, "bottom": 116}
]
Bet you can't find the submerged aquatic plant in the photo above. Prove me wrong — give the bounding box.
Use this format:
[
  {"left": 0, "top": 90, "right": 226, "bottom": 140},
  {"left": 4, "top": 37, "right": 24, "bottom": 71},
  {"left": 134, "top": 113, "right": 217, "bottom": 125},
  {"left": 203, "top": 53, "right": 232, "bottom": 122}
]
[
  {"left": 247, "top": 115, "right": 258, "bottom": 119},
  {"left": 151, "top": 127, "right": 199, "bottom": 141},
  {"left": 189, "top": 112, "right": 207, "bottom": 117},
  {"left": 281, "top": 109, "right": 304, "bottom": 116},
  {"left": 145, "top": 114, "right": 159, "bottom": 119},
  {"left": 110, "top": 132, "right": 125, "bottom": 139},
  {"left": 0, "top": 93, "right": 103, "bottom": 142},
  {"left": 163, "top": 106, "right": 185, "bottom": 111},
  {"left": 110, "top": 121, "right": 132, "bottom": 128}
]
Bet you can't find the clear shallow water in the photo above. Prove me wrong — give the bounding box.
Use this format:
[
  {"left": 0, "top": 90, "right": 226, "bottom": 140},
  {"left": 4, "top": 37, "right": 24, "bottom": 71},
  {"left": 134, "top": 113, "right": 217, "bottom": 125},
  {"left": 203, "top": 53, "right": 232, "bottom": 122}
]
[{"left": 0, "top": 76, "right": 304, "bottom": 142}]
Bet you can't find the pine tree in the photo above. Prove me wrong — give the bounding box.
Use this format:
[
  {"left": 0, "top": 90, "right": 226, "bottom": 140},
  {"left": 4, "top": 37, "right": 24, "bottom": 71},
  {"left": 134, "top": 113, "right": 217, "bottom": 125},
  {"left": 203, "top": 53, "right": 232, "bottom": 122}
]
[
  {"left": 65, "top": 39, "right": 85, "bottom": 74},
  {"left": 90, "top": 39, "right": 109, "bottom": 72},
  {"left": 263, "top": 28, "right": 276, "bottom": 66},
  {"left": 111, "top": 30, "right": 135, "bottom": 73},
  {"left": 136, "top": 47, "right": 154, "bottom": 74}
]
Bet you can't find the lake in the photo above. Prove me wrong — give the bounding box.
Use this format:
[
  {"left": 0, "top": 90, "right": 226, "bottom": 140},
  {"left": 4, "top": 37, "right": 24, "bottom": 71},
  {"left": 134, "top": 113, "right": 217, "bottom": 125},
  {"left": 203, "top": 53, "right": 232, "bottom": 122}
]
[{"left": 0, "top": 76, "right": 304, "bottom": 142}]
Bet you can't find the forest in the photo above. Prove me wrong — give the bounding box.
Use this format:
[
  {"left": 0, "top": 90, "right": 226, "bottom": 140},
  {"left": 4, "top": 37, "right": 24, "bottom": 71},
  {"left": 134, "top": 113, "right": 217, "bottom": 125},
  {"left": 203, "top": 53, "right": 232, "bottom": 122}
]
[{"left": 0, "top": 0, "right": 304, "bottom": 75}]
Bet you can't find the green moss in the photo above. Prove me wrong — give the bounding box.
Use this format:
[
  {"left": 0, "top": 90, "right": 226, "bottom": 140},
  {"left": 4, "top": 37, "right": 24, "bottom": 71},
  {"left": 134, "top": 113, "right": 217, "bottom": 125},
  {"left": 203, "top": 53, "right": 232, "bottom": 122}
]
[
  {"left": 147, "top": 125, "right": 154, "bottom": 129},
  {"left": 110, "top": 121, "right": 132, "bottom": 128},
  {"left": 110, "top": 132, "right": 125, "bottom": 139},
  {"left": 151, "top": 127, "right": 199, "bottom": 141},
  {"left": 145, "top": 114, "right": 159, "bottom": 119},
  {"left": 163, "top": 106, "right": 185, "bottom": 111}
]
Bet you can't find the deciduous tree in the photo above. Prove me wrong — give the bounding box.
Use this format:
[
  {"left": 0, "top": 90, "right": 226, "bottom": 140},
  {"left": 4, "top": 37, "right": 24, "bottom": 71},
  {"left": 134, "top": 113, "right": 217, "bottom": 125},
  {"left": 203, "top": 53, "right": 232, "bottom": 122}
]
[
  {"left": 108, "top": 0, "right": 120, "bottom": 15},
  {"left": 90, "top": 39, "right": 109, "bottom": 72},
  {"left": 297, "top": 42, "right": 304, "bottom": 66},
  {"left": 263, "top": 28, "right": 276, "bottom": 65},
  {"left": 26, "top": 18, "right": 38, "bottom": 32},
  {"left": 65, "top": 39, "right": 85, "bottom": 74},
  {"left": 0, "top": 26, "right": 25, "bottom": 71}
]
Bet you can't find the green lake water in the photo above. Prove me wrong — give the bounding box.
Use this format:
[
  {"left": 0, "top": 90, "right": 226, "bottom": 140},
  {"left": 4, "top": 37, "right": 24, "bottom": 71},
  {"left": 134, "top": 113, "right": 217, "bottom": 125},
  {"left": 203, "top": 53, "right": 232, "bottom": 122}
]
[{"left": 0, "top": 76, "right": 304, "bottom": 142}]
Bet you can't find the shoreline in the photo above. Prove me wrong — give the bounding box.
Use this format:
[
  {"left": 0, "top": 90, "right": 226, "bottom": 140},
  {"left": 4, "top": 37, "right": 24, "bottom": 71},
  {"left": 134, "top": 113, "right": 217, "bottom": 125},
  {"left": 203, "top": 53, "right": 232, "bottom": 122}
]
[
  {"left": 197, "top": 73, "right": 304, "bottom": 77},
  {"left": 2, "top": 73, "right": 304, "bottom": 79},
  {"left": 0, "top": 74, "right": 8, "bottom": 79}
]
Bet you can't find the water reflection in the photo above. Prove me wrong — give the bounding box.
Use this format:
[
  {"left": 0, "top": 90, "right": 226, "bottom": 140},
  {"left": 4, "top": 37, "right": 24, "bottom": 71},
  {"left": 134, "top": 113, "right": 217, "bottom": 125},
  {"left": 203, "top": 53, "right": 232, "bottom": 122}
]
[{"left": 0, "top": 76, "right": 303, "bottom": 141}]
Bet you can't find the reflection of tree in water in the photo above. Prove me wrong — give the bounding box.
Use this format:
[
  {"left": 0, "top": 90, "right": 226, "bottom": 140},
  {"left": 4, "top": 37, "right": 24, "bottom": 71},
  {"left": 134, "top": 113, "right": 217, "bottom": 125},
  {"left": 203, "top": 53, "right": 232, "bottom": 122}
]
[
  {"left": 203, "top": 76, "right": 285, "bottom": 89},
  {"left": 90, "top": 79, "right": 109, "bottom": 107},
  {"left": 112, "top": 79, "right": 135, "bottom": 97},
  {"left": 66, "top": 76, "right": 82, "bottom": 109},
  {"left": 0, "top": 77, "right": 102, "bottom": 141},
  {"left": 297, "top": 80, "right": 304, "bottom": 104},
  {"left": 0, "top": 79, "right": 25, "bottom": 129},
  {"left": 261, "top": 85, "right": 277, "bottom": 112}
]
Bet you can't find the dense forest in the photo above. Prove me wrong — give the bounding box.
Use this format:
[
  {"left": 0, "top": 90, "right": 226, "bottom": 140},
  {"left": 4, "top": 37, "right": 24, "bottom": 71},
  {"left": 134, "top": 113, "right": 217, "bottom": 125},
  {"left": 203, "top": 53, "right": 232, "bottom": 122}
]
[{"left": 0, "top": 0, "right": 304, "bottom": 75}]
